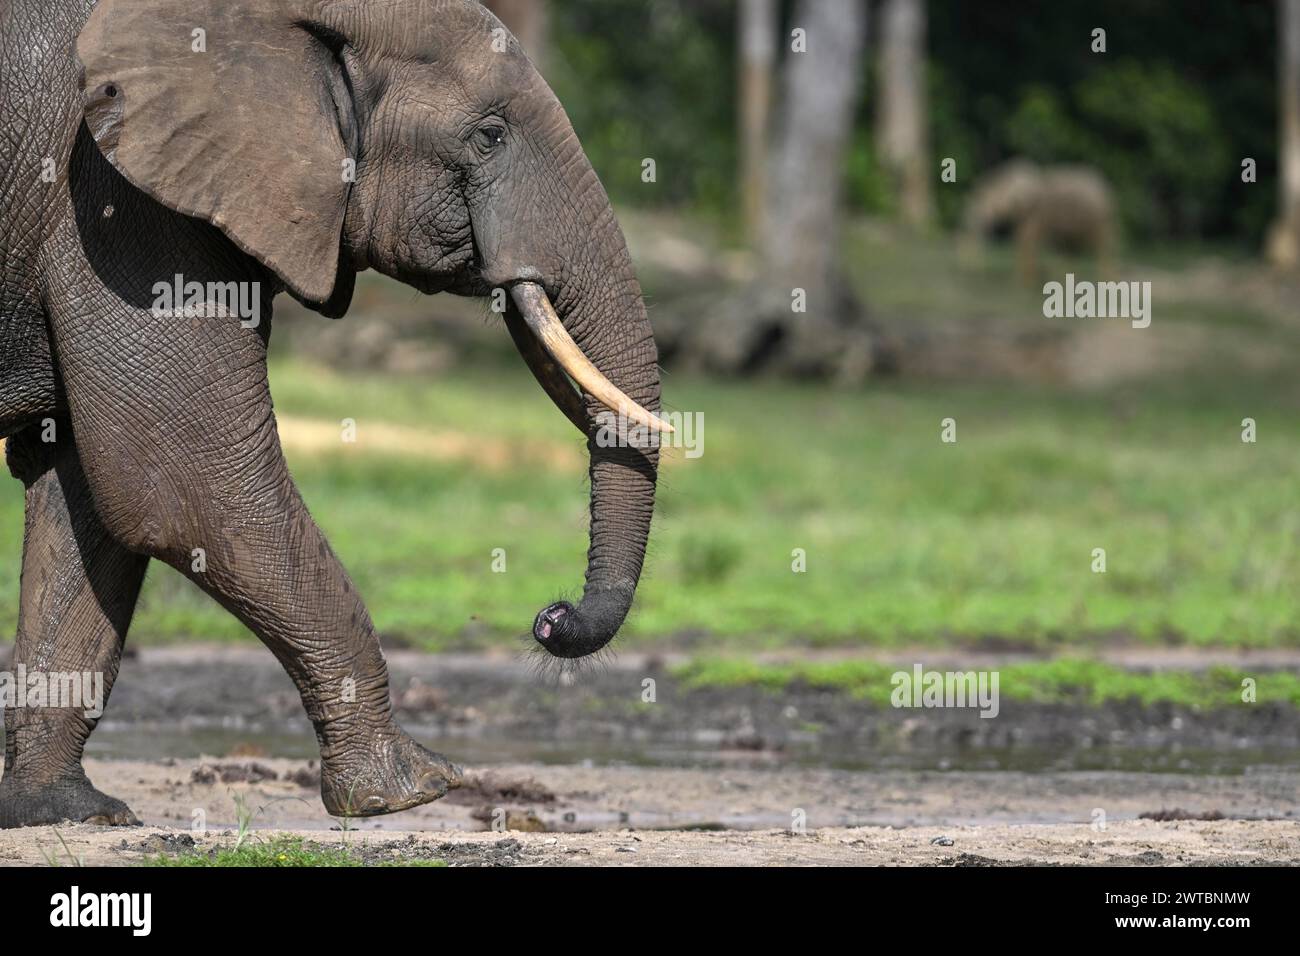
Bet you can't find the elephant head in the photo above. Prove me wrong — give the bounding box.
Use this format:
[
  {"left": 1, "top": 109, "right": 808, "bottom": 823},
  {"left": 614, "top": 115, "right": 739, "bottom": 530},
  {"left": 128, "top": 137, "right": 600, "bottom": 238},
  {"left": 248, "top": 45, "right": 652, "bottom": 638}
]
[{"left": 76, "top": 0, "right": 670, "bottom": 658}]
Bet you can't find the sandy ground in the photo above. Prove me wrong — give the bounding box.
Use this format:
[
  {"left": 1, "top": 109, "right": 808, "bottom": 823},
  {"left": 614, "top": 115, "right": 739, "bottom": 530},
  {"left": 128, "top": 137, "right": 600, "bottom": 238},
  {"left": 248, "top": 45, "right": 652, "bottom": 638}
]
[
  {"left": 4, "top": 819, "right": 1297, "bottom": 867},
  {"left": 0, "top": 759, "right": 1296, "bottom": 866}
]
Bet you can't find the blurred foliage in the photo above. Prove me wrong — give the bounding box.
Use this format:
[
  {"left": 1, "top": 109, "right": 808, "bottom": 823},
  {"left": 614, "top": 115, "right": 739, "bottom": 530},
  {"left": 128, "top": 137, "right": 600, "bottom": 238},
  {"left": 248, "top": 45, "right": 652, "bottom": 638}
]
[
  {"left": 884, "top": 0, "right": 1275, "bottom": 241},
  {"left": 547, "top": 0, "right": 736, "bottom": 212},
  {"left": 544, "top": 0, "right": 1277, "bottom": 245},
  {"left": 1003, "top": 63, "right": 1230, "bottom": 238},
  {"left": 844, "top": 126, "right": 896, "bottom": 220}
]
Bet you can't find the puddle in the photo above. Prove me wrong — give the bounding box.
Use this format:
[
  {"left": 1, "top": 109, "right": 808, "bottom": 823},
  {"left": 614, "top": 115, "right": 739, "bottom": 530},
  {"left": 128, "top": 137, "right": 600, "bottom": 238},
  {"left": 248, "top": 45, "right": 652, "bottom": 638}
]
[
  {"left": 55, "top": 647, "right": 1300, "bottom": 787},
  {"left": 86, "top": 720, "right": 1290, "bottom": 775}
]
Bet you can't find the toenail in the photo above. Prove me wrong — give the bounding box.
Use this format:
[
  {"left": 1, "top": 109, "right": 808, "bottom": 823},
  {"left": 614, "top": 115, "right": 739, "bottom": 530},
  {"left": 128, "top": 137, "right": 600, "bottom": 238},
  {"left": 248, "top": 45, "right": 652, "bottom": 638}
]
[{"left": 418, "top": 774, "right": 448, "bottom": 795}]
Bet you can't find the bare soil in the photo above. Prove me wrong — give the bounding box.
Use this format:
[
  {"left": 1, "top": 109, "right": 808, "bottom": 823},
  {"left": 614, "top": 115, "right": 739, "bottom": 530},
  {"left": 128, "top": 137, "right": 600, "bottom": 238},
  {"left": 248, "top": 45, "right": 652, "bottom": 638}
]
[{"left": 0, "top": 760, "right": 1297, "bottom": 866}]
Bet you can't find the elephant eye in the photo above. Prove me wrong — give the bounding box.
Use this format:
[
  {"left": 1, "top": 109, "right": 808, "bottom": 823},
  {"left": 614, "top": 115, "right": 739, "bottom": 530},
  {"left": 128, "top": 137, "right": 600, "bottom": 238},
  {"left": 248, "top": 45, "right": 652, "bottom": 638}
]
[{"left": 473, "top": 125, "right": 506, "bottom": 153}]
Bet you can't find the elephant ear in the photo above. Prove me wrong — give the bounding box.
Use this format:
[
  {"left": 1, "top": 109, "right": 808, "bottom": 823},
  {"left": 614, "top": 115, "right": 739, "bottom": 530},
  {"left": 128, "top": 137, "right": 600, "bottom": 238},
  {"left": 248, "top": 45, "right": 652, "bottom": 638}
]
[{"left": 76, "top": 0, "right": 351, "bottom": 306}]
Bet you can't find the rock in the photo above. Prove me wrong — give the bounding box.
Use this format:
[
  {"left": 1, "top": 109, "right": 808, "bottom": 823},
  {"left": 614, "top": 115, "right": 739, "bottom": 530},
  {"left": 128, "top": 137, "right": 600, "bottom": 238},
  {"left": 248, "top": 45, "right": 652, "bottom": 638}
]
[{"left": 190, "top": 762, "right": 279, "bottom": 785}]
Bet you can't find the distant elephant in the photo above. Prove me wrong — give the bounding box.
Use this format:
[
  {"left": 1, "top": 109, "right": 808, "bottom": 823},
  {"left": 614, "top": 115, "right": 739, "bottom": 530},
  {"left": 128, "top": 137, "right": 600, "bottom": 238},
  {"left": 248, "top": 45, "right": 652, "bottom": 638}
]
[
  {"left": 961, "top": 159, "right": 1118, "bottom": 285},
  {"left": 0, "top": 0, "right": 671, "bottom": 828}
]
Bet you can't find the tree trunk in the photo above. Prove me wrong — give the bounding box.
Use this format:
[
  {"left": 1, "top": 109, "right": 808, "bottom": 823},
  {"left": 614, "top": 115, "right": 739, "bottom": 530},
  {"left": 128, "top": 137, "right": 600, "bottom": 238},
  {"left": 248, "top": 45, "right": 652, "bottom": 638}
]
[
  {"left": 484, "top": 0, "right": 549, "bottom": 73},
  {"left": 763, "top": 0, "right": 865, "bottom": 296},
  {"left": 1268, "top": 0, "right": 1300, "bottom": 268},
  {"left": 757, "top": 0, "right": 873, "bottom": 379},
  {"left": 674, "top": 0, "right": 883, "bottom": 382},
  {"left": 738, "top": 0, "right": 778, "bottom": 244},
  {"left": 875, "top": 0, "right": 933, "bottom": 228}
]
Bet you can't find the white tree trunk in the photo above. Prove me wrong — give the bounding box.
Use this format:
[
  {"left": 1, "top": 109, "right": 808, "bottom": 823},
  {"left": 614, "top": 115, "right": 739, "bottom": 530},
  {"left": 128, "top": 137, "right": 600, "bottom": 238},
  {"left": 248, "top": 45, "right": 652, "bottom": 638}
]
[
  {"left": 875, "top": 0, "right": 933, "bottom": 227},
  {"left": 738, "top": 0, "right": 778, "bottom": 244},
  {"left": 1269, "top": 0, "right": 1300, "bottom": 267},
  {"left": 682, "top": 0, "right": 882, "bottom": 381},
  {"left": 762, "top": 0, "right": 867, "bottom": 302},
  {"left": 484, "top": 0, "right": 549, "bottom": 73}
]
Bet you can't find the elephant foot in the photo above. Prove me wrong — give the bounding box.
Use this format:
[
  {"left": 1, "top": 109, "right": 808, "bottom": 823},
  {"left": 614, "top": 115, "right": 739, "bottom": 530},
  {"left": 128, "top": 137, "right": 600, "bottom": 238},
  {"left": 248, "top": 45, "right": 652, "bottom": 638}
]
[
  {"left": 0, "top": 771, "right": 141, "bottom": 829},
  {"left": 320, "top": 728, "right": 463, "bottom": 817}
]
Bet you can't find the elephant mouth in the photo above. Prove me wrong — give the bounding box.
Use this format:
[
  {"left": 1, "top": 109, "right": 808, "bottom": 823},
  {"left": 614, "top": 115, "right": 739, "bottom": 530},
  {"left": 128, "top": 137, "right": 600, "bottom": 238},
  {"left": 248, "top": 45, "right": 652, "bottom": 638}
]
[
  {"left": 533, "top": 601, "right": 572, "bottom": 643},
  {"left": 531, "top": 599, "right": 608, "bottom": 659}
]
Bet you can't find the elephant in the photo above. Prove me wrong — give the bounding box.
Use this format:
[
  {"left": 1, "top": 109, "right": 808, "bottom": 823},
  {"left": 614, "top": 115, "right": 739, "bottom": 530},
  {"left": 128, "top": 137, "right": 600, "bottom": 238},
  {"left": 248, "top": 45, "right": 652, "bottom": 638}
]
[
  {"left": 961, "top": 158, "right": 1118, "bottom": 286},
  {"left": 0, "top": 0, "right": 672, "bottom": 828}
]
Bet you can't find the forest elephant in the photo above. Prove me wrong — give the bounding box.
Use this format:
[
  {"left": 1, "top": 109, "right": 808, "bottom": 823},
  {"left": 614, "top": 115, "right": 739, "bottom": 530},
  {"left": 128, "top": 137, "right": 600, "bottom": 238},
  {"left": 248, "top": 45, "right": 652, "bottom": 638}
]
[
  {"left": 0, "top": 0, "right": 671, "bottom": 828},
  {"left": 961, "top": 159, "right": 1118, "bottom": 286}
]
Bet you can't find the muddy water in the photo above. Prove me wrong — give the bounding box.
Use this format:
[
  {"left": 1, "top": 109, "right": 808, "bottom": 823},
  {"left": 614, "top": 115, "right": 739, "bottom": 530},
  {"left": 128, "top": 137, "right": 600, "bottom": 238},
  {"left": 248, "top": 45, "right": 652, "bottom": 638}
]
[
  {"left": 68, "top": 645, "right": 1300, "bottom": 775},
  {"left": 86, "top": 719, "right": 1290, "bottom": 776}
]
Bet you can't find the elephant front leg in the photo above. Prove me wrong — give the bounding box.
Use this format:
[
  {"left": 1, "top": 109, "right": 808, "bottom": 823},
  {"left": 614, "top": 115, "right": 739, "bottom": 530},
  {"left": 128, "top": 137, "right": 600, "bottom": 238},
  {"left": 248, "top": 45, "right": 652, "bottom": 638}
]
[
  {"left": 177, "top": 483, "right": 464, "bottom": 817},
  {"left": 0, "top": 423, "right": 147, "bottom": 829},
  {"left": 235, "top": 526, "right": 465, "bottom": 817},
  {"left": 89, "top": 435, "right": 462, "bottom": 817},
  {"left": 48, "top": 299, "right": 461, "bottom": 819}
]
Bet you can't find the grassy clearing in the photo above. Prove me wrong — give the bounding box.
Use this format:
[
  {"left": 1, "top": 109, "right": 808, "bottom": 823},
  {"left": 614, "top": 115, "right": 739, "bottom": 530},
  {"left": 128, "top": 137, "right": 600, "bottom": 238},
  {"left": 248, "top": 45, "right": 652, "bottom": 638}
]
[
  {"left": 673, "top": 657, "right": 1300, "bottom": 709},
  {"left": 1, "top": 226, "right": 1297, "bottom": 652},
  {"left": 2, "top": 358, "right": 1299, "bottom": 651},
  {"left": 843, "top": 221, "right": 1300, "bottom": 349},
  {"left": 144, "top": 835, "right": 445, "bottom": 868}
]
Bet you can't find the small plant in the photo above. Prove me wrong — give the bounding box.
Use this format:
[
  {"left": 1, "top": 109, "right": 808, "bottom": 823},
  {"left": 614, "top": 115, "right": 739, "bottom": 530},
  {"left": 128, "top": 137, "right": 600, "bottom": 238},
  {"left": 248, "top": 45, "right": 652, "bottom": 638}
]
[
  {"left": 143, "top": 835, "right": 446, "bottom": 868},
  {"left": 39, "top": 829, "right": 85, "bottom": 868},
  {"left": 334, "top": 780, "right": 362, "bottom": 842},
  {"left": 230, "top": 791, "right": 264, "bottom": 850}
]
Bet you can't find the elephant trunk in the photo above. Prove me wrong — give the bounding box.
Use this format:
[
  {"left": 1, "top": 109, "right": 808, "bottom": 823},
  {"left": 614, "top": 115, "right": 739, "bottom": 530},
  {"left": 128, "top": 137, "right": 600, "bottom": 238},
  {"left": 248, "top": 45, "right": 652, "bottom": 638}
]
[{"left": 515, "top": 157, "right": 663, "bottom": 659}]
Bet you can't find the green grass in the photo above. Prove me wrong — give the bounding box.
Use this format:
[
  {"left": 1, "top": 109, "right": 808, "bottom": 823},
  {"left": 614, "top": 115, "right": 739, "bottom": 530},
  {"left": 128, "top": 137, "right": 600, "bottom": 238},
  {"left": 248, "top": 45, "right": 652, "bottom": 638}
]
[
  {"left": 3, "top": 359, "right": 1300, "bottom": 651},
  {"left": 144, "top": 835, "right": 445, "bottom": 868},
  {"left": 673, "top": 657, "right": 1300, "bottom": 709}
]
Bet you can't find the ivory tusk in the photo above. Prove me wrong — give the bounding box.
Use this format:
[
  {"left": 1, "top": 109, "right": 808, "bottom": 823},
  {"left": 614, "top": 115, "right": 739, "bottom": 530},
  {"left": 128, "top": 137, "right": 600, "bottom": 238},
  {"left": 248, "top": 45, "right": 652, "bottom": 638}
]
[{"left": 509, "top": 282, "right": 675, "bottom": 435}]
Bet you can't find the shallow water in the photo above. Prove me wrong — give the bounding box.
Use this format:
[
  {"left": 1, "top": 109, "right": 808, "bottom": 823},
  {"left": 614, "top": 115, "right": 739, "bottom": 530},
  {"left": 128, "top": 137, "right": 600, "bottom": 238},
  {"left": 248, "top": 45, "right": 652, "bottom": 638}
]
[{"left": 87, "top": 719, "right": 1290, "bottom": 776}]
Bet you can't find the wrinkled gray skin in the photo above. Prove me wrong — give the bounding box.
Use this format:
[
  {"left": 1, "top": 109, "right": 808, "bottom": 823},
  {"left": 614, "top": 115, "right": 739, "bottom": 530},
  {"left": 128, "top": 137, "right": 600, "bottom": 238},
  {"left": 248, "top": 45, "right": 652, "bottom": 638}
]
[{"left": 0, "top": 0, "right": 661, "bottom": 827}]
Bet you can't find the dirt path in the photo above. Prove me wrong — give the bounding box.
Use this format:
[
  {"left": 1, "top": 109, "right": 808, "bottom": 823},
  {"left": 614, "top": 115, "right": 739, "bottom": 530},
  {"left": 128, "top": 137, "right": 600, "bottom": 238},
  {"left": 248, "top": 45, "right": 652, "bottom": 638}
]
[
  {"left": 4, "top": 819, "right": 1297, "bottom": 867},
  {"left": 68, "top": 759, "right": 1300, "bottom": 830},
  {"left": 1, "top": 759, "right": 1296, "bottom": 866}
]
